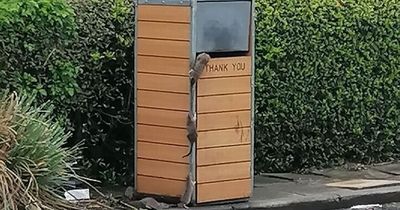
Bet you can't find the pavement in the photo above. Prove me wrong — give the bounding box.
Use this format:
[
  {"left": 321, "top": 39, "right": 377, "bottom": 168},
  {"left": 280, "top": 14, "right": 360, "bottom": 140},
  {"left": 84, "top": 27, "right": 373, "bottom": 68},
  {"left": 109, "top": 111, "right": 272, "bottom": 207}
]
[
  {"left": 338, "top": 203, "right": 400, "bottom": 210},
  {"left": 171, "top": 163, "right": 400, "bottom": 210}
]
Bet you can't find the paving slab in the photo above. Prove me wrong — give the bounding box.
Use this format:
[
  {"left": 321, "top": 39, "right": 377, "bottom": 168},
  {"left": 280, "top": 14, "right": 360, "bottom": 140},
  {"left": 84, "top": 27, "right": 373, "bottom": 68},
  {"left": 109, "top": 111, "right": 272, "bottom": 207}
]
[
  {"left": 254, "top": 175, "right": 290, "bottom": 185},
  {"left": 326, "top": 179, "right": 400, "bottom": 190},
  {"left": 372, "top": 164, "right": 400, "bottom": 176},
  {"left": 312, "top": 168, "right": 394, "bottom": 180},
  {"left": 259, "top": 173, "right": 330, "bottom": 184}
]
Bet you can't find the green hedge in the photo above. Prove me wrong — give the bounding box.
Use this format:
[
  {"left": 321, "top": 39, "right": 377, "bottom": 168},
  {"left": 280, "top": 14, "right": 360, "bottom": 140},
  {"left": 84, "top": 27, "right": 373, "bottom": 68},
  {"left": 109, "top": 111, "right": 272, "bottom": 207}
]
[
  {"left": 254, "top": 0, "right": 400, "bottom": 173},
  {"left": 66, "top": 0, "right": 134, "bottom": 185},
  {"left": 0, "top": 0, "right": 77, "bottom": 112},
  {"left": 0, "top": 0, "right": 134, "bottom": 185}
]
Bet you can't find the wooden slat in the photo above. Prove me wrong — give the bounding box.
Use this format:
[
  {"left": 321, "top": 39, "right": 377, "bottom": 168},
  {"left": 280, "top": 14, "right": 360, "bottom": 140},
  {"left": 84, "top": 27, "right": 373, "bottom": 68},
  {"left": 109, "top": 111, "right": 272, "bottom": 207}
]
[
  {"left": 198, "top": 76, "right": 251, "bottom": 96},
  {"left": 137, "top": 141, "right": 188, "bottom": 163},
  {"left": 137, "top": 38, "right": 189, "bottom": 58},
  {"left": 137, "top": 73, "right": 189, "bottom": 93},
  {"left": 138, "top": 124, "right": 187, "bottom": 146},
  {"left": 197, "top": 144, "right": 251, "bottom": 166},
  {"left": 138, "top": 5, "right": 190, "bottom": 23},
  {"left": 197, "top": 179, "right": 251, "bottom": 203},
  {"left": 197, "top": 162, "right": 251, "bottom": 184},
  {"left": 201, "top": 56, "right": 251, "bottom": 78},
  {"left": 137, "top": 55, "right": 189, "bottom": 76},
  {"left": 198, "top": 93, "right": 250, "bottom": 114},
  {"left": 197, "top": 110, "right": 251, "bottom": 131},
  {"left": 137, "top": 175, "right": 186, "bottom": 197},
  {"left": 138, "top": 21, "right": 190, "bottom": 41},
  {"left": 137, "top": 107, "right": 186, "bottom": 128},
  {"left": 137, "top": 158, "right": 188, "bottom": 181},
  {"left": 197, "top": 127, "right": 250, "bottom": 149},
  {"left": 137, "top": 90, "right": 188, "bottom": 111}
]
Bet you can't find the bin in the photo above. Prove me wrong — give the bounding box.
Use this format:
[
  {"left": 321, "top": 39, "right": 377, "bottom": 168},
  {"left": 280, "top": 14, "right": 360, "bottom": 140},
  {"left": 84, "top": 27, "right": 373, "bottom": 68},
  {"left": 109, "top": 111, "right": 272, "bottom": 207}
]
[{"left": 134, "top": 0, "right": 255, "bottom": 204}]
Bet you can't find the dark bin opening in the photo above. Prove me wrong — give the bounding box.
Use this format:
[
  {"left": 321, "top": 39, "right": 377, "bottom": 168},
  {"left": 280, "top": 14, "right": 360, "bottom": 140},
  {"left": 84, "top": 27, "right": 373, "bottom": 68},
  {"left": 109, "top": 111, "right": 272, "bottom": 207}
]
[{"left": 196, "top": 0, "right": 251, "bottom": 53}]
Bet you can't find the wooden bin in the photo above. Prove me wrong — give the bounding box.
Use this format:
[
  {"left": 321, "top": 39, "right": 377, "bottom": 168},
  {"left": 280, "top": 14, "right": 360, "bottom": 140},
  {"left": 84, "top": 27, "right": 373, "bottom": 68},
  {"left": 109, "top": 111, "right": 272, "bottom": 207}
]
[{"left": 134, "top": 0, "right": 255, "bottom": 205}]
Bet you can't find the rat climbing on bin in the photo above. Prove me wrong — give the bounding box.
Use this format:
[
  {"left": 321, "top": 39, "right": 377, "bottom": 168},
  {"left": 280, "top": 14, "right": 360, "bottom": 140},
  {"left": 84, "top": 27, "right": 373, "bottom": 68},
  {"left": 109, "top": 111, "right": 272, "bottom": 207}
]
[
  {"left": 182, "top": 53, "right": 211, "bottom": 158},
  {"left": 182, "top": 112, "right": 197, "bottom": 158},
  {"left": 178, "top": 53, "right": 210, "bottom": 208}
]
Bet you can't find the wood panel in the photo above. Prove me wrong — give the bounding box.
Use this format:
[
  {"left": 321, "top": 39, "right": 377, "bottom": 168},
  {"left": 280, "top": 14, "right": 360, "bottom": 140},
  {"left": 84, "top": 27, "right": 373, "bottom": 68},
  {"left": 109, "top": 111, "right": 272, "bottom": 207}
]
[
  {"left": 137, "top": 175, "right": 186, "bottom": 197},
  {"left": 197, "top": 179, "right": 251, "bottom": 203},
  {"left": 137, "top": 38, "right": 189, "bottom": 58},
  {"left": 137, "top": 73, "right": 188, "bottom": 93},
  {"left": 197, "top": 144, "right": 251, "bottom": 166},
  {"left": 197, "top": 93, "right": 251, "bottom": 114},
  {"left": 137, "top": 158, "right": 188, "bottom": 181},
  {"left": 195, "top": 55, "right": 252, "bottom": 202},
  {"left": 136, "top": 5, "right": 191, "bottom": 199},
  {"left": 137, "top": 5, "right": 190, "bottom": 23},
  {"left": 197, "top": 162, "right": 251, "bottom": 184},
  {"left": 198, "top": 76, "right": 251, "bottom": 96},
  {"left": 137, "top": 90, "right": 188, "bottom": 111},
  {"left": 137, "top": 141, "right": 188, "bottom": 164},
  {"left": 197, "top": 127, "right": 250, "bottom": 149},
  {"left": 138, "top": 124, "right": 186, "bottom": 146},
  {"left": 137, "top": 107, "right": 187, "bottom": 128},
  {"left": 138, "top": 21, "right": 190, "bottom": 41},
  {"left": 201, "top": 56, "right": 251, "bottom": 78},
  {"left": 197, "top": 110, "right": 251, "bottom": 131},
  {"left": 137, "top": 55, "right": 189, "bottom": 76}
]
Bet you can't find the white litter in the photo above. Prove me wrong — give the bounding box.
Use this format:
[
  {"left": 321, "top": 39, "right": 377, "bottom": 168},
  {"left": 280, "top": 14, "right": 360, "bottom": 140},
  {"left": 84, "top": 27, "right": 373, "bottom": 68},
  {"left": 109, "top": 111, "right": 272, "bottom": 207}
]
[
  {"left": 350, "top": 204, "right": 382, "bottom": 209},
  {"left": 64, "top": 189, "right": 90, "bottom": 201}
]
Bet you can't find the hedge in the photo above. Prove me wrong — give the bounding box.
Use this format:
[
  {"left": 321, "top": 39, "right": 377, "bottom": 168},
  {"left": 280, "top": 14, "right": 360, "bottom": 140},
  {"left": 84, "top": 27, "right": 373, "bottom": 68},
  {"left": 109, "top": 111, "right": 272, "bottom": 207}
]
[
  {"left": 65, "top": 0, "right": 134, "bottom": 185},
  {"left": 0, "top": 0, "right": 77, "bottom": 112},
  {"left": 0, "top": 0, "right": 134, "bottom": 185},
  {"left": 254, "top": 0, "right": 400, "bottom": 173}
]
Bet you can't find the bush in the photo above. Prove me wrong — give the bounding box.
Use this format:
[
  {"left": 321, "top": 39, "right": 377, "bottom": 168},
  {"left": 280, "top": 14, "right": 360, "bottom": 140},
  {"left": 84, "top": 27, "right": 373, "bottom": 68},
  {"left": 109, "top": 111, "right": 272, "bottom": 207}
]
[
  {"left": 255, "top": 0, "right": 400, "bottom": 173},
  {"left": 0, "top": 0, "right": 135, "bottom": 185},
  {"left": 0, "top": 0, "right": 78, "bottom": 113},
  {"left": 0, "top": 91, "right": 81, "bottom": 210},
  {"left": 66, "top": 0, "right": 135, "bottom": 185}
]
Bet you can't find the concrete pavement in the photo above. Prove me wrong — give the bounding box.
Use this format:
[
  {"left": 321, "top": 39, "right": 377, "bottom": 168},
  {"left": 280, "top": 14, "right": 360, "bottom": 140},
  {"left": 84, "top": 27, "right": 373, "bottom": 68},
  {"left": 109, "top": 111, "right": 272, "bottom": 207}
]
[{"left": 171, "top": 163, "right": 400, "bottom": 210}]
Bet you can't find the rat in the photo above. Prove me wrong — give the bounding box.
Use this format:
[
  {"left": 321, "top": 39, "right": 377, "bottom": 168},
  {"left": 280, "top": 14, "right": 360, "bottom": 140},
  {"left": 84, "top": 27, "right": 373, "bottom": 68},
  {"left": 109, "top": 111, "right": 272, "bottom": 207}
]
[
  {"left": 177, "top": 173, "right": 196, "bottom": 209},
  {"left": 182, "top": 53, "right": 210, "bottom": 158},
  {"left": 182, "top": 112, "right": 197, "bottom": 158},
  {"left": 189, "top": 53, "right": 211, "bottom": 86}
]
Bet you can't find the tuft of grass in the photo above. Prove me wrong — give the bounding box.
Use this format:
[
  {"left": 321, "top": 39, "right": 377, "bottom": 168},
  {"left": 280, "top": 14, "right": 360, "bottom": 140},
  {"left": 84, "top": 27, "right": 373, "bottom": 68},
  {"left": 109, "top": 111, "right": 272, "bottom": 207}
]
[{"left": 0, "top": 91, "right": 82, "bottom": 210}]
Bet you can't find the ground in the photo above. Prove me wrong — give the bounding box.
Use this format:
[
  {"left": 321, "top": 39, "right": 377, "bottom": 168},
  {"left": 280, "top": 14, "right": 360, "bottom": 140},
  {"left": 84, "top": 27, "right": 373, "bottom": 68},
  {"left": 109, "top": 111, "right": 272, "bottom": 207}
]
[
  {"left": 91, "top": 162, "right": 400, "bottom": 210},
  {"left": 340, "top": 202, "right": 400, "bottom": 210}
]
